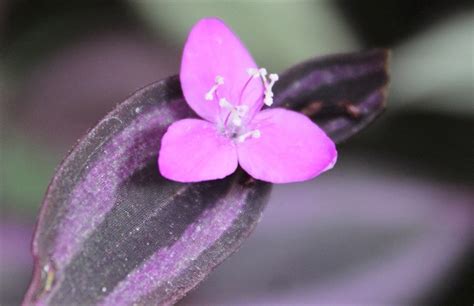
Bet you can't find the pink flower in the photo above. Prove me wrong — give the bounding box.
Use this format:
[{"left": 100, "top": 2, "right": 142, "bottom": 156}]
[{"left": 158, "top": 18, "right": 337, "bottom": 183}]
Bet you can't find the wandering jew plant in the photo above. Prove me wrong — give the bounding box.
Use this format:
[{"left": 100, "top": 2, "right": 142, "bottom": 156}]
[{"left": 24, "top": 17, "right": 390, "bottom": 306}]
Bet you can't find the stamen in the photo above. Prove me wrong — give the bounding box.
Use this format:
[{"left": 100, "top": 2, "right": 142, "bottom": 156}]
[
  {"left": 205, "top": 75, "right": 224, "bottom": 101},
  {"left": 237, "top": 129, "right": 261, "bottom": 143},
  {"left": 247, "top": 67, "right": 279, "bottom": 106},
  {"left": 264, "top": 73, "right": 279, "bottom": 106}
]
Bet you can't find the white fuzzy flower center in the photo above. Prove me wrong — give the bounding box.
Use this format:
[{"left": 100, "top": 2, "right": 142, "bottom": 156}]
[{"left": 204, "top": 68, "right": 278, "bottom": 142}]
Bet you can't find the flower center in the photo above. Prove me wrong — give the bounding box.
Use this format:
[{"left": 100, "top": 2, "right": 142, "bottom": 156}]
[{"left": 204, "top": 68, "right": 278, "bottom": 142}]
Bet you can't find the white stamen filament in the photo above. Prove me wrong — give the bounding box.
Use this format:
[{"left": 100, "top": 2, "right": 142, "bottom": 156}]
[
  {"left": 247, "top": 67, "right": 279, "bottom": 106},
  {"left": 205, "top": 75, "right": 224, "bottom": 101},
  {"left": 264, "top": 73, "right": 279, "bottom": 106},
  {"left": 238, "top": 130, "right": 261, "bottom": 143}
]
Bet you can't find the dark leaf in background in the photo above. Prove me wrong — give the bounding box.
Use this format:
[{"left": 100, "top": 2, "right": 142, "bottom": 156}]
[
  {"left": 1, "top": 0, "right": 141, "bottom": 76},
  {"left": 347, "top": 110, "right": 474, "bottom": 183},
  {"left": 336, "top": 0, "right": 474, "bottom": 46},
  {"left": 24, "top": 50, "right": 389, "bottom": 305}
]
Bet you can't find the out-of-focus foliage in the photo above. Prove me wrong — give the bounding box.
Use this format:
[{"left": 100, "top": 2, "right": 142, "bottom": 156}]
[
  {"left": 1, "top": 133, "right": 57, "bottom": 215},
  {"left": 180, "top": 157, "right": 473, "bottom": 305},
  {"left": 392, "top": 12, "right": 474, "bottom": 114},
  {"left": 133, "top": 1, "right": 358, "bottom": 71}
]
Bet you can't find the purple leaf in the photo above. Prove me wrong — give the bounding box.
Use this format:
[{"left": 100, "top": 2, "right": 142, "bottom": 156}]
[
  {"left": 23, "top": 77, "right": 272, "bottom": 306},
  {"left": 273, "top": 49, "right": 390, "bottom": 143},
  {"left": 24, "top": 49, "right": 390, "bottom": 305}
]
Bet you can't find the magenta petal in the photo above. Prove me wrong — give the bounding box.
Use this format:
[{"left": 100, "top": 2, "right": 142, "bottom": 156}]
[
  {"left": 158, "top": 119, "right": 238, "bottom": 182},
  {"left": 180, "top": 18, "right": 263, "bottom": 123},
  {"left": 237, "top": 109, "right": 337, "bottom": 183}
]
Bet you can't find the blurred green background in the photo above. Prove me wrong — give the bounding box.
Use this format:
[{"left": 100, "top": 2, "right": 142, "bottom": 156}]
[{"left": 1, "top": 1, "right": 473, "bottom": 305}]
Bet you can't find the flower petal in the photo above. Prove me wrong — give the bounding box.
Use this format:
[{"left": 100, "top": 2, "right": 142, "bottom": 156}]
[
  {"left": 237, "top": 108, "right": 337, "bottom": 183},
  {"left": 180, "top": 17, "right": 263, "bottom": 123},
  {"left": 158, "top": 119, "right": 238, "bottom": 182}
]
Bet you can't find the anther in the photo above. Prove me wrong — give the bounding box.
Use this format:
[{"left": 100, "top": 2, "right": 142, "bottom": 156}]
[
  {"left": 216, "top": 75, "right": 224, "bottom": 84},
  {"left": 219, "top": 98, "right": 232, "bottom": 109},
  {"left": 205, "top": 75, "right": 224, "bottom": 101},
  {"left": 237, "top": 129, "right": 261, "bottom": 142},
  {"left": 264, "top": 95, "right": 273, "bottom": 106},
  {"left": 269, "top": 74, "right": 279, "bottom": 82},
  {"left": 247, "top": 68, "right": 260, "bottom": 78},
  {"left": 231, "top": 116, "right": 242, "bottom": 127}
]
